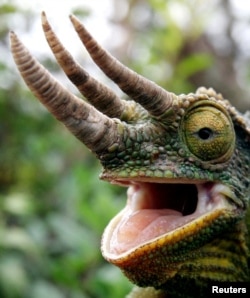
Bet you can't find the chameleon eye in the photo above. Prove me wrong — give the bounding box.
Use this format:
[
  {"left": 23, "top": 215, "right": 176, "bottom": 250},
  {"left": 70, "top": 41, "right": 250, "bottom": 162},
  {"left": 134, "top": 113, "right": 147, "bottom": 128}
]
[{"left": 182, "top": 103, "right": 235, "bottom": 162}]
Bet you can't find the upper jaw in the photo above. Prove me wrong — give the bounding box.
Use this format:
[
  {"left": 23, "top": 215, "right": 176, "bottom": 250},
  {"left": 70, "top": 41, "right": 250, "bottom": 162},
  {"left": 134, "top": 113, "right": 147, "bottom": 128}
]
[{"left": 102, "top": 180, "right": 238, "bottom": 258}]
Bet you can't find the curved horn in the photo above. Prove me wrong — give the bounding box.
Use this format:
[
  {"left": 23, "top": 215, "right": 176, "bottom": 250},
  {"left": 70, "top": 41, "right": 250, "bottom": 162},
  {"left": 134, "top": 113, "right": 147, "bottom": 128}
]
[
  {"left": 41, "top": 12, "right": 126, "bottom": 119},
  {"left": 10, "top": 31, "right": 118, "bottom": 153},
  {"left": 69, "top": 14, "right": 177, "bottom": 118}
]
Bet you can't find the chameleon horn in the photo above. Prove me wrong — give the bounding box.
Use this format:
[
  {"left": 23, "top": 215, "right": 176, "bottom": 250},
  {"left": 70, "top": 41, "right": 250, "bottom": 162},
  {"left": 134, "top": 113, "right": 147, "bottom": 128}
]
[
  {"left": 41, "top": 12, "right": 126, "bottom": 119},
  {"left": 70, "top": 14, "right": 177, "bottom": 118},
  {"left": 10, "top": 31, "right": 118, "bottom": 153}
]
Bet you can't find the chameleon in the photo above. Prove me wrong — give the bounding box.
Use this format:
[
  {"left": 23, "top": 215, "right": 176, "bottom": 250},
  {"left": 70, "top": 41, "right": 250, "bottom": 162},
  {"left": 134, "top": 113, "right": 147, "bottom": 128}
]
[{"left": 10, "top": 12, "right": 250, "bottom": 298}]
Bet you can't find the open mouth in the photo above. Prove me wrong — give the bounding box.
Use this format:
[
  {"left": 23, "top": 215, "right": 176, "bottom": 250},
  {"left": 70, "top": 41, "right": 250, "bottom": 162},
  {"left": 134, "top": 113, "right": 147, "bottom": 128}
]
[{"left": 103, "top": 181, "right": 236, "bottom": 256}]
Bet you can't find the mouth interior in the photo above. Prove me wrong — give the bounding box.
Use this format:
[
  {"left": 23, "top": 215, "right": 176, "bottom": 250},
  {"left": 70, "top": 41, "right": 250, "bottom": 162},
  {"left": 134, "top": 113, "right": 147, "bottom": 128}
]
[
  {"left": 129, "top": 183, "right": 198, "bottom": 216},
  {"left": 108, "top": 181, "right": 227, "bottom": 255}
]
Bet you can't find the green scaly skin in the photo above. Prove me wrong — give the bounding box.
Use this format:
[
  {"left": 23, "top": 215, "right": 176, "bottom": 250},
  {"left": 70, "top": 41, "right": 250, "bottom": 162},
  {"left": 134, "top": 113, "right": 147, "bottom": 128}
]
[{"left": 100, "top": 88, "right": 250, "bottom": 297}]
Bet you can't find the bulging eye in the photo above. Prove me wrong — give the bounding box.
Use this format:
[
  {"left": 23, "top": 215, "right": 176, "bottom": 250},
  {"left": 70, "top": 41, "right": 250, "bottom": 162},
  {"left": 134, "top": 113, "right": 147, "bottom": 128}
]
[{"left": 182, "top": 103, "right": 235, "bottom": 162}]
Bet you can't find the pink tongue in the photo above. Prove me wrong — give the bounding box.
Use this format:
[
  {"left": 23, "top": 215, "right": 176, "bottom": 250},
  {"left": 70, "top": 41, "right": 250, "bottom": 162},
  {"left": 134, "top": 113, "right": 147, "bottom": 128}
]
[{"left": 110, "top": 209, "right": 183, "bottom": 254}]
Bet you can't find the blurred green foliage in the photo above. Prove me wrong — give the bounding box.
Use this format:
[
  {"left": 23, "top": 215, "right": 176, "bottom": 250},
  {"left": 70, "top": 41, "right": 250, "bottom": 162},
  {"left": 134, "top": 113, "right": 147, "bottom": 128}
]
[
  {"left": 0, "top": 0, "right": 249, "bottom": 297},
  {"left": 1, "top": 2, "right": 132, "bottom": 297}
]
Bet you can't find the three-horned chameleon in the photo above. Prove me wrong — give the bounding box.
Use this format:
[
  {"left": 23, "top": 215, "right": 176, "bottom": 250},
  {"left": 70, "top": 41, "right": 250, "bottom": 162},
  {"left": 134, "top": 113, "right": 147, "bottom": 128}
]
[{"left": 10, "top": 12, "right": 250, "bottom": 298}]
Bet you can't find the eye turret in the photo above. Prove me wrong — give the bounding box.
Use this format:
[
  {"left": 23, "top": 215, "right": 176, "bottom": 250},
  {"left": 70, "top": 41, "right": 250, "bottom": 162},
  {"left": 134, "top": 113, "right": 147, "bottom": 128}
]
[{"left": 182, "top": 102, "right": 235, "bottom": 162}]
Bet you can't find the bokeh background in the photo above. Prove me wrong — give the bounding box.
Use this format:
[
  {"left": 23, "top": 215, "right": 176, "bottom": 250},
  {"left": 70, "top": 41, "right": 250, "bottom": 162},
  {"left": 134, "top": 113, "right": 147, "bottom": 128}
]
[{"left": 1, "top": 0, "right": 250, "bottom": 297}]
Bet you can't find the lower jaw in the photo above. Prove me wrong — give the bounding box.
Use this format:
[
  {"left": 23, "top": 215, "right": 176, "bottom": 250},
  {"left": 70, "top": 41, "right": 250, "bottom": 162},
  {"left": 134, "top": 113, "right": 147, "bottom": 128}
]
[
  {"left": 101, "top": 207, "right": 242, "bottom": 287},
  {"left": 102, "top": 206, "right": 235, "bottom": 260}
]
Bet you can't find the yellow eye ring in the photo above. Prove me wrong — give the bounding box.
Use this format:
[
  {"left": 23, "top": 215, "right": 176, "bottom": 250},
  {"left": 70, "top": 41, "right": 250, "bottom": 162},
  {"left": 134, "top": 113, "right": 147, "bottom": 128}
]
[{"left": 182, "top": 101, "right": 235, "bottom": 162}]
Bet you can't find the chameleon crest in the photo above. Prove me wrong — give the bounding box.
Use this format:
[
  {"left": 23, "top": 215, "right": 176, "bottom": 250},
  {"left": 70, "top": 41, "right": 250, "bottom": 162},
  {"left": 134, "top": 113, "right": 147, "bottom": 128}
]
[{"left": 10, "top": 12, "right": 250, "bottom": 298}]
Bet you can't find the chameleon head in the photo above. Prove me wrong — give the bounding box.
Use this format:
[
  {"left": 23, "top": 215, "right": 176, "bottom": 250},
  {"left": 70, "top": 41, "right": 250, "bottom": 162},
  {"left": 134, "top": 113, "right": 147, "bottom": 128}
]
[
  {"left": 100, "top": 91, "right": 248, "bottom": 287},
  {"left": 10, "top": 12, "right": 250, "bottom": 293}
]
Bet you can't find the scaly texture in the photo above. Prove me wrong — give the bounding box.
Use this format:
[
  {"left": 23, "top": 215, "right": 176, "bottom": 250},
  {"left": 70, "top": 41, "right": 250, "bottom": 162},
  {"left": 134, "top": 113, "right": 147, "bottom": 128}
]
[{"left": 10, "top": 12, "right": 250, "bottom": 298}]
